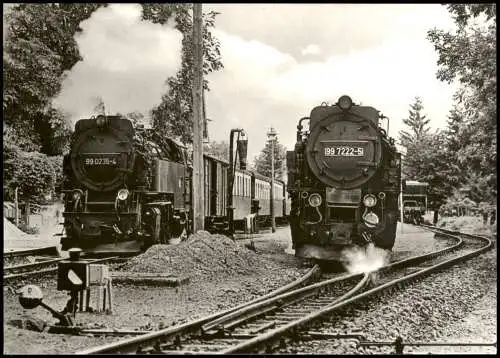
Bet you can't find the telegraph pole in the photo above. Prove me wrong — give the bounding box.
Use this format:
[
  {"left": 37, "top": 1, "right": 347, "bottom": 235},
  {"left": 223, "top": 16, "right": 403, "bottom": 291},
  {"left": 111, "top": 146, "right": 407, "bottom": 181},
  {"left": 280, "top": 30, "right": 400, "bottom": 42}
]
[
  {"left": 400, "top": 152, "right": 405, "bottom": 234},
  {"left": 192, "top": 3, "right": 204, "bottom": 232},
  {"left": 267, "top": 127, "right": 277, "bottom": 233}
]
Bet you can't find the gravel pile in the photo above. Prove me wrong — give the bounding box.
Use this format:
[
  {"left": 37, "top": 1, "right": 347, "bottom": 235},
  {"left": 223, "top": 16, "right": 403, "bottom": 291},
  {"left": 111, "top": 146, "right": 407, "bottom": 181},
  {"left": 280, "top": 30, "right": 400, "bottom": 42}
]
[
  {"left": 118, "top": 231, "right": 279, "bottom": 281},
  {"left": 283, "top": 246, "right": 497, "bottom": 354}
]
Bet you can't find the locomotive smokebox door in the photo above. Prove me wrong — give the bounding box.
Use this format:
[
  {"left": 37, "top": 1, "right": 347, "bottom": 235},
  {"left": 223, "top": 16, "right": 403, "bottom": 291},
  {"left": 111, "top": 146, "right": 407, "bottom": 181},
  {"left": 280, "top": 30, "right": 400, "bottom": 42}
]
[{"left": 57, "top": 248, "right": 89, "bottom": 291}]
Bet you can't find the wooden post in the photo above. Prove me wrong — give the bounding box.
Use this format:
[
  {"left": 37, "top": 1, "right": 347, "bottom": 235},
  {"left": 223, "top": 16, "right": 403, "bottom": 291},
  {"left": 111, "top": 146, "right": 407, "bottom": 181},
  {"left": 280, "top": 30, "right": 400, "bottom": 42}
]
[
  {"left": 267, "top": 127, "right": 277, "bottom": 233},
  {"left": 400, "top": 177, "right": 404, "bottom": 233},
  {"left": 270, "top": 137, "right": 276, "bottom": 233},
  {"left": 192, "top": 3, "right": 205, "bottom": 232},
  {"left": 25, "top": 201, "right": 30, "bottom": 228},
  {"left": 14, "top": 187, "right": 19, "bottom": 226}
]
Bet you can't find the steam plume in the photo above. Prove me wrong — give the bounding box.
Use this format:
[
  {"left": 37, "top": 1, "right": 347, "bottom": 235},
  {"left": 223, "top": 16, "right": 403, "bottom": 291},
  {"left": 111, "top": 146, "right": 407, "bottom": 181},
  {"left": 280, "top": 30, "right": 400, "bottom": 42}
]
[
  {"left": 341, "top": 243, "right": 391, "bottom": 274},
  {"left": 52, "top": 4, "right": 183, "bottom": 127}
]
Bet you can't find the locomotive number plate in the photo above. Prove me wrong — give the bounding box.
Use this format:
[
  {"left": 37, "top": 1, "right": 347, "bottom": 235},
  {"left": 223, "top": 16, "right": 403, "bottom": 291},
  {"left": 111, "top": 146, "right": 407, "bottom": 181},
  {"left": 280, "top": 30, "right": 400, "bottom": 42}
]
[
  {"left": 84, "top": 157, "right": 118, "bottom": 166},
  {"left": 324, "top": 147, "right": 364, "bottom": 157}
]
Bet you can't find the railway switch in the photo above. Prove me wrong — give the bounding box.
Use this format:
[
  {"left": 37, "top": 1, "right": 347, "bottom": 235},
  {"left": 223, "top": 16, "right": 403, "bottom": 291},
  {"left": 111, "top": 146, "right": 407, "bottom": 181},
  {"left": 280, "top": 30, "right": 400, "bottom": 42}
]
[{"left": 17, "top": 284, "right": 74, "bottom": 327}]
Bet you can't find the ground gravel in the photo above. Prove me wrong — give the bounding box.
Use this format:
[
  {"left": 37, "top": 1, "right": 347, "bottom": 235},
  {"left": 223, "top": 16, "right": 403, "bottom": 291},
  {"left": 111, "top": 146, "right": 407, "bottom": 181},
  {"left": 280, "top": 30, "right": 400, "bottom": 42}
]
[
  {"left": 285, "top": 240, "right": 497, "bottom": 354},
  {"left": 3, "top": 231, "right": 308, "bottom": 355},
  {"left": 4, "top": 223, "right": 493, "bottom": 354}
]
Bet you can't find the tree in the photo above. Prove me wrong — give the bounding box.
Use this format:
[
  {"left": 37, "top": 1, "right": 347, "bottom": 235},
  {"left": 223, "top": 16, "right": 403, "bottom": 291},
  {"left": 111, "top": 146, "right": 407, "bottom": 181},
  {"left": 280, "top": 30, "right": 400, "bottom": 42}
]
[
  {"left": 143, "top": 4, "right": 223, "bottom": 146},
  {"left": 204, "top": 140, "right": 230, "bottom": 162},
  {"left": 3, "top": 3, "right": 106, "bottom": 154},
  {"left": 398, "top": 97, "right": 431, "bottom": 149},
  {"left": 428, "top": 4, "right": 496, "bottom": 204},
  {"left": 253, "top": 137, "right": 287, "bottom": 180},
  {"left": 398, "top": 99, "right": 452, "bottom": 209},
  {"left": 441, "top": 107, "right": 466, "bottom": 189}
]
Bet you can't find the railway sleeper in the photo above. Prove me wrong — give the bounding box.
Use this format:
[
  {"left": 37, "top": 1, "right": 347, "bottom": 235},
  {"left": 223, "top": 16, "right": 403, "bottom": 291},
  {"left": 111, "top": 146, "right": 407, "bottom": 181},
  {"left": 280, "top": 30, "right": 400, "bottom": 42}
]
[{"left": 202, "top": 304, "right": 281, "bottom": 337}]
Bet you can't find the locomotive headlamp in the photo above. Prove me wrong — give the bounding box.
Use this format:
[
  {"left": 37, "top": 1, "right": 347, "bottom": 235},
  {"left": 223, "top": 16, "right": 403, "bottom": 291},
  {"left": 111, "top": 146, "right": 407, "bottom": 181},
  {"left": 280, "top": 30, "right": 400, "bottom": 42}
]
[
  {"left": 363, "top": 194, "right": 377, "bottom": 207},
  {"left": 363, "top": 212, "right": 379, "bottom": 228},
  {"left": 117, "top": 189, "right": 129, "bottom": 201},
  {"left": 338, "top": 95, "right": 353, "bottom": 110},
  {"left": 308, "top": 193, "right": 322, "bottom": 207}
]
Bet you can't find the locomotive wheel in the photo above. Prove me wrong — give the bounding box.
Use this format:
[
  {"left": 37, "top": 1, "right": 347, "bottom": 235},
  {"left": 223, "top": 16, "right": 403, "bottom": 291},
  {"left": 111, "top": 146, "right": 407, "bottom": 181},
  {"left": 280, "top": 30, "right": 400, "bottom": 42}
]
[{"left": 374, "top": 211, "right": 397, "bottom": 250}]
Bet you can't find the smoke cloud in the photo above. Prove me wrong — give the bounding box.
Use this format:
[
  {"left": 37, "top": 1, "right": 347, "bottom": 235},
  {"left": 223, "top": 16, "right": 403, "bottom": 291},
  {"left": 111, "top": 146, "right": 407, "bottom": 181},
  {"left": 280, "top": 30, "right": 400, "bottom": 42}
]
[
  {"left": 341, "top": 243, "right": 391, "bottom": 274},
  {"left": 52, "top": 4, "right": 183, "bottom": 127}
]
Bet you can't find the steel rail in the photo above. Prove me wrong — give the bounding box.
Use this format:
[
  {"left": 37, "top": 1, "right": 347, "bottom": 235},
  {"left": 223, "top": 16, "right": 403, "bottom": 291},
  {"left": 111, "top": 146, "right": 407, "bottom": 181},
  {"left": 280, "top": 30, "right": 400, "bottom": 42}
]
[
  {"left": 75, "top": 264, "right": 321, "bottom": 354},
  {"left": 222, "top": 229, "right": 492, "bottom": 353},
  {"left": 4, "top": 258, "right": 65, "bottom": 275},
  {"left": 4, "top": 256, "right": 121, "bottom": 282},
  {"left": 4, "top": 246, "right": 60, "bottom": 259}
]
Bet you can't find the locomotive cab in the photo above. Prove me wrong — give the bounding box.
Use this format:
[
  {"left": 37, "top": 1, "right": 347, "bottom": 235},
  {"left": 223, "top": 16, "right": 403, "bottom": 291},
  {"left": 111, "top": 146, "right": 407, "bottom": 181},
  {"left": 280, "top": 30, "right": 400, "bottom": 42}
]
[{"left": 287, "top": 95, "right": 401, "bottom": 261}]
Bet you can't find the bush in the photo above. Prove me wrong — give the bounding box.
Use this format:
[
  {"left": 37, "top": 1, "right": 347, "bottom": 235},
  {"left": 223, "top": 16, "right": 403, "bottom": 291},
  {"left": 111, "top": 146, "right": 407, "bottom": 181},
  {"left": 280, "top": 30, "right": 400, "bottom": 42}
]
[{"left": 4, "top": 145, "right": 63, "bottom": 205}]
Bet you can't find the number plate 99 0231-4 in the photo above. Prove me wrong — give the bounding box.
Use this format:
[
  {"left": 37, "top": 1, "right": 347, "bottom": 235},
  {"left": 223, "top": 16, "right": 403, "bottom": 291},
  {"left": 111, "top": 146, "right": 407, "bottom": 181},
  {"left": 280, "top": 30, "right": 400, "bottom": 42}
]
[{"left": 324, "top": 147, "right": 364, "bottom": 157}]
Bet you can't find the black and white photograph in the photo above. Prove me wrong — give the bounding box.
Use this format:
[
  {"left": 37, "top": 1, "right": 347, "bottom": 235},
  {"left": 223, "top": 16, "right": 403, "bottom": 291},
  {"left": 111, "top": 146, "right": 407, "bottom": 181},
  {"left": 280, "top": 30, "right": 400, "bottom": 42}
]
[{"left": 3, "top": 3, "right": 496, "bottom": 355}]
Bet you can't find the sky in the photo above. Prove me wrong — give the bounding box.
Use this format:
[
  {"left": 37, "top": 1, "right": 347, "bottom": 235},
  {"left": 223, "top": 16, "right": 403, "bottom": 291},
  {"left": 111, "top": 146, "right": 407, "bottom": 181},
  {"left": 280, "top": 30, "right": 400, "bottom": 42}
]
[
  {"left": 203, "top": 4, "right": 458, "bottom": 159},
  {"left": 4, "top": 3, "right": 459, "bottom": 160}
]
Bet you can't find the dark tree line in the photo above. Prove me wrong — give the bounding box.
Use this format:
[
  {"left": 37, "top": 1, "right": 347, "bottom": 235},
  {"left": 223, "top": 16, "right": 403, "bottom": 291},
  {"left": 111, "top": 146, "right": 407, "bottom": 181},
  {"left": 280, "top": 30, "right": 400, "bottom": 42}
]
[{"left": 399, "top": 4, "right": 496, "bottom": 216}]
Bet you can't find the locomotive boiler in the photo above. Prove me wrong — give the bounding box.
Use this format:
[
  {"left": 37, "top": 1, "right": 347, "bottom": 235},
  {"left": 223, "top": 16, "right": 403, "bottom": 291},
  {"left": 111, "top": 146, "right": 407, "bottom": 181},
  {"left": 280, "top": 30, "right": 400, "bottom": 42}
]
[
  {"left": 286, "top": 95, "right": 402, "bottom": 261},
  {"left": 60, "top": 115, "right": 190, "bottom": 254}
]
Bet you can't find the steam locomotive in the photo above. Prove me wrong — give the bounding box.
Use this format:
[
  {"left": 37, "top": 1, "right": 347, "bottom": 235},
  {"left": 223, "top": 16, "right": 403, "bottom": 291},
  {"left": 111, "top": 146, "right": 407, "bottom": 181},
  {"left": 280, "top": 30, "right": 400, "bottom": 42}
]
[
  {"left": 60, "top": 114, "right": 289, "bottom": 254},
  {"left": 286, "top": 95, "right": 402, "bottom": 261}
]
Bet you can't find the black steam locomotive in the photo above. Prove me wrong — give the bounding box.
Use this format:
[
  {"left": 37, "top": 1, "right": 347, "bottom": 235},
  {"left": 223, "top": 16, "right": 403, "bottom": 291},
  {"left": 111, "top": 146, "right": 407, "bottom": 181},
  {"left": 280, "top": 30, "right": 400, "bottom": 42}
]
[
  {"left": 287, "top": 95, "right": 401, "bottom": 261},
  {"left": 60, "top": 114, "right": 289, "bottom": 254}
]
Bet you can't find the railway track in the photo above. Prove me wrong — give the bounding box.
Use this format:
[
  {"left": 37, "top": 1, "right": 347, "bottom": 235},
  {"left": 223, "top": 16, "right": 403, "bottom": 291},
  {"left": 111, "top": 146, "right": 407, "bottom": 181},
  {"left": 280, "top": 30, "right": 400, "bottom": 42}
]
[
  {"left": 4, "top": 256, "right": 123, "bottom": 283},
  {"left": 4, "top": 246, "right": 60, "bottom": 260},
  {"left": 76, "top": 226, "right": 492, "bottom": 354}
]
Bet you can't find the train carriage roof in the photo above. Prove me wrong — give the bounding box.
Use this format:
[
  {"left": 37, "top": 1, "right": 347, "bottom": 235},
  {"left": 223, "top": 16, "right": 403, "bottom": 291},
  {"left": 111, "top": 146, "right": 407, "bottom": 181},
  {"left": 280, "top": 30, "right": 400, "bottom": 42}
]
[{"left": 203, "top": 154, "right": 285, "bottom": 186}]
